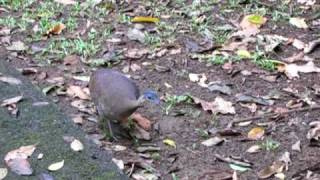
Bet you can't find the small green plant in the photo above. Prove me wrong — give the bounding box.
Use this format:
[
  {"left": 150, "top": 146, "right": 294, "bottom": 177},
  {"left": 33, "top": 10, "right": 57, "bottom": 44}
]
[
  {"left": 144, "top": 33, "right": 162, "bottom": 47},
  {"left": 0, "top": 16, "right": 17, "bottom": 28},
  {"left": 252, "top": 51, "right": 276, "bottom": 71},
  {"left": 164, "top": 94, "right": 192, "bottom": 114},
  {"left": 43, "top": 38, "right": 100, "bottom": 60},
  {"left": 195, "top": 128, "right": 209, "bottom": 139},
  {"left": 208, "top": 55, "right": 228, "bottom": 65},
  {"left": 118, "top": 13, "right": 131, "bottom": 24},
  {"left": 260, "top": 138, "right": 280, "bottom": 151}
]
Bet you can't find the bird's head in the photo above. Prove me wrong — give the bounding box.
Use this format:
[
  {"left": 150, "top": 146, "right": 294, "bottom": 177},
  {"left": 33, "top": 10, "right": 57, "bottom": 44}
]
[{"left": 142, "top": 90, "right": 160, "bottom": 104}]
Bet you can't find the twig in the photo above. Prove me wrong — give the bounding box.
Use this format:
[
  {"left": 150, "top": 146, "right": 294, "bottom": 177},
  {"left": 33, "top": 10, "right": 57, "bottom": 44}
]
[
  {"left": 214, "top": 154, "right": 252, "bottom": 167},
  {"left": 232, "top": 105, "right": 320, "bottom": 124}
]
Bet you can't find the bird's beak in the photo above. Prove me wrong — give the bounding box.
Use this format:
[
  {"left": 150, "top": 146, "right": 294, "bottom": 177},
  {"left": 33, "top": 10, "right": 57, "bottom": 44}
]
[{"left": 154, "top": 98, "right": 161, "bottom": 105}]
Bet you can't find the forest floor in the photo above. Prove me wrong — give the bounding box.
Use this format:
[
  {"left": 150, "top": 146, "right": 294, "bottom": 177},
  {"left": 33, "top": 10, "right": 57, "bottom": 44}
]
[{"left": 1, "top": 0, "right": 320, "bottom": 179}]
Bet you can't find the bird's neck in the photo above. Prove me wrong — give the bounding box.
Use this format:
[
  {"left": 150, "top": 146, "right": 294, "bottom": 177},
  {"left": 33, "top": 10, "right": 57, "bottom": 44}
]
[{"left": 136, "top": 95, "right": 146, "bottom": 107}]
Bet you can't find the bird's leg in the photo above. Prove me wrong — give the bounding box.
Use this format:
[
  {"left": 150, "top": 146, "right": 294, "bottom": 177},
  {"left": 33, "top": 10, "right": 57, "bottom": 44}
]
[{"left": 107, "top": 120, "right": 118, "bottom": 141}]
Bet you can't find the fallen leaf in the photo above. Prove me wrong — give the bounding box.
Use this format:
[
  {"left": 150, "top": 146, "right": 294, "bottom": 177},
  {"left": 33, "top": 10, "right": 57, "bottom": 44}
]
[
  {"left": 112, "top": 158, "right": 124, "bottom": 170},
  {"left": 240, "top": 14, "right": 267, "bottom": 29},
  {"left": 201, "top": 137, "right": 224, "bottom": 147},
  {"left": 274, "top": 173, "right": 286, "bottom": 180},
  {"left": 236, "top": 94, "right": 273, "bottom": 106},
  {"left": 279, "top": 152, "right": 291, "bottom": 171},
  {"left": 131, "top": 113, "right": 151, "bottom": 130},
  {"left": 163, "top": 138, "right": 176, "bottom": 148},
  {"left": 304, "top": 38, "right": 320, "bottom": 54},
  {"left": 72, "top": 115, "right": 83, "bottom": 125},
  {"left": 66, "top": 85, "right": 90, "bottom": 100},
  {"left": 124, "top": 48, "right": 149, "bottom": 59},
  {"left": 289, "top": 17, "right": 308, "bottom": 29},
  {"left": 54, "top": 0, "right": 76, "bottom": 5},
  {"left": 6, "top": 41, "right": 27, "bottom": 51},
  {"left": 191, "top": 96, "right": 236, "bottom": 114},
  {"left": 247, "top": 127, "right": 265, "bottom": 140},
  {"left": 72, "top": 76, "right": 90, "bottom": 82},
  {"left": 292, "top": 39, "right": 305, "bottom": 50},
  {"left": 229, "top": 163, "right": 249, "bottom": 172},
  {"left": 111, "top": 145, "right": 127, "bottom": 152},
  {"left": 4, "top": 144, "right": 36, "bottom": 176},
  {"left": 240, "top": 103, "right": 257, "bottom": 113},
  {"left": 234, "top": 14, "right": 267, "bottom": 37},
  {"left": 246, "top": 145, "right": 261, "bottom": 153},
  {"left": 131, "top": 16, "right": 160, "bottom": 23},
  {"left": 1, "top": 95, "right": 23, "bottom": 107},
  {"left": 130, "top": 63, "right": 141, "bottom": 72},
  {"left": 277, "top": 61, "right": 320, "bottom": 79},
  {"left": 46, "top": 23, "right": 65, "bottom": 35},
  {"left": 307, "top": 121, "right": 320, "bottom": 140},
  {"left": 37, "top": 153, "right": 44, "bottom": 160},
  {"left": 63, "top": 55, "right": 80, "bottom": 65},
  {"left": 70, "top": 139, "right": 84, "bottom": 152},
  {"left": 127, "top": 28, "right": 145, "bottom": 43},
  {"left": 48, "top": 160, "right": 64, "bottom": 171},
  {"left": 6, "top": 159, "right": 32, "bottom": 176},
  {"left": 291, "top": 140, "right": 301, "bottom": 152},
  {"left": 0, "top": 168, "right": 8, "bottom": 179},
  {"left": 258, "top": 161, "right": 284, "bottom": 179},
  {"left": 0, "top": 76, "right": 22, "bottom": 85},
  {"left": 237, "top": 49, "right": 251, "bottom": 58},
  {"left": 207, "top": 81, "right": 232, "bottom": 95}
]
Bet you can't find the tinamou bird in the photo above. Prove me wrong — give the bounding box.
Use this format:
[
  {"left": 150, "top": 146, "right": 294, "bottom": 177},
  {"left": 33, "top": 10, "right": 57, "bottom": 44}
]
[{"left": 89, "top": 69, "right": 160, "bottom": 140}]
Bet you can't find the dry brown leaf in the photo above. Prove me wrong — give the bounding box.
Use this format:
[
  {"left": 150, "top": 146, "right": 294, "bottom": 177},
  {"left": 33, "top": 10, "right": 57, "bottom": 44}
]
[
  {"left": 277, "top": 61, "right": 320, "bottom": 79},
  {"left": 247, "top": 127, "right": 265, "bottom": 140},
  {"left": 258, "top": 161, "right": 285, "bottom": 179},
  {"left": 191, "top": 96, "right": 235, "bottom": 115},
  {"left": 66, "top": 85, "right": 90, "bottom": 100},
  {"left": 124, "top": 48, "right": 149, "bottom": 59},
  {"left": 46, "top": 23, "right": 66, "bottom": 35},
  {"left": 72, "top": 115, "right": 84, "bottom": 124},
  {"left": 63, "top": 55, "right": 80, "bottom": 65},
  {"left": 131, "top": 113, "right": 151, "bottom": 130}
]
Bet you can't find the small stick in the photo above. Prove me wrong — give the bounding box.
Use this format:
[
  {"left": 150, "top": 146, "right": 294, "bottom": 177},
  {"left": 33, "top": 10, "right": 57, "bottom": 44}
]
[{"left": 232, "top": 105, "right": 320, "bottom": 124}]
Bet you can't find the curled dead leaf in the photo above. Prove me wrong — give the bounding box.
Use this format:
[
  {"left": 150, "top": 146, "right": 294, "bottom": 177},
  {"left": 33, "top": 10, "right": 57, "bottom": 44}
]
[
  {"left": 258, "top": 161, "right": 285, "bottom": 179},
  {"left": 247, "top": 127, "right": 265, "bottom": 140},
  {"left": 131, "top": 113, "right": 151, "bottom": 130},
  {"left": 191, "top": 96, "right": 235, "bottom": 115},
  {"left": 46, "top": 23, "right": 65, "bottom": 35},
  {"left": 66, "top": 85, "right": 90, "bottom": 100}
]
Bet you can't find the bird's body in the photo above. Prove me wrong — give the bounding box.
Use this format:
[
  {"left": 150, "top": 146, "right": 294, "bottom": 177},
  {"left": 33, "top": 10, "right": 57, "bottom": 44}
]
[
  {"left": 90, "top": 69, "right": 140, "bottom": 124},
  {"left": 89, "top": 69, "right": 160, "bottom": 139}
]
